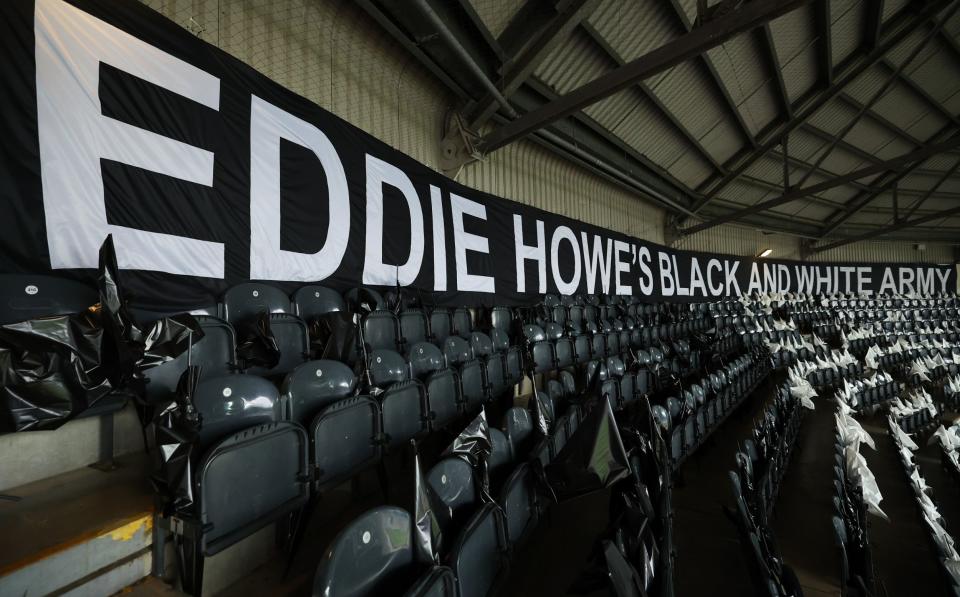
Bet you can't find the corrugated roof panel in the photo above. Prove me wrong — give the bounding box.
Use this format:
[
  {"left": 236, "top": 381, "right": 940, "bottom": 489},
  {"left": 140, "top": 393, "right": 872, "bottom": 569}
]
[
  {"left": 843, "top": 66, "right": 888, "bottom": 105},
  {"left": 871, "top": 82, "right": 932, "bottom": 130},
  {"left": 883, "top": 0, "right": 909, "bottom": 21},
  {"left": 769, "top": 5, "right": 815, "bottom": 62},
  {"left": 903, "top": 45, "right": 960, "bottom": 103},
  {"left": 665, "top": 149, "right": 714, "bottom": 189},
  {"left": 905, "top": 110, "right": 948, "bottom": 140},
  {"left": 716, "top": 180, "right": 773, "bottom": 207},
  {"left": 534, "top": 28, "right": 610, "bottom": 94},
  {"left": 922, "top": 154, "right": 960, "bottom": 171},
  {"left": 587, "top": 0, "right": 679, "bottom": 63},
  {"left": 789, "top": 129, "right": 830, "bottom": 162},
  {"left": 819, "top": 149, "right": 870, "bottom": 179},
  {"left": 582, "top": 87, "right": 640, "bottom": 132},
  {"left": 831, "top": 0, "right": 864, "bottom": 66},
  {"left": 945, "top": 89, "right": 960, "bottom": 114},
  {"left": 649, "top": 61, "right": 729, "bottom": 139},
  {"left": 947, "top": 9, "right": 960, "bottom": 37},
  {"left": 743, "top": 154, "right": 790, "bottom": 186},
  {"left": 699, "top": 119, "right": 744, "bottom": 165},
  {"left": 885, "top": 29, "right": 940, "bottom": 68},
  {"left": 674, "top": 0, "right": 698, "bottom": 27},
  {"left": 467, "top": 0, "right": 524, "bottom": 38},
  {"left": 606, "top": 94, "right": 689, "bottom": 167},
  {"left": 781, "top": 46, "right": 819, "bottom": 103},
  {"left": 707, "top": 32, "right": 779, "bottom": 133}
]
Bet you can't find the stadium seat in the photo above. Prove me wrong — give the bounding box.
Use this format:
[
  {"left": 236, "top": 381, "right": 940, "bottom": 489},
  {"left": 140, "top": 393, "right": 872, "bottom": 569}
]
[
  {"left": 292, "top": 285, "right": 345, "bottom": 320},
  {"left": 311, "top": 395, "right": 382, "bottom": 490},
  {"left": 363, "top": 310, "right": 400, "bottom": 352},
  {"left": 221, "top": 282, "right": 291, "bottom": 323},
  {"left": 281, "top": 359, "right": 356, "bottom": 421},
  {"left": 408, "top": 341, "right": 460, "bottom": 429},
  {"left": 143, "top": 315, "right": 237, "bottom": 403},
  {"left": 0, "top": 273, "right": 98, "bottom": 324},
  {"left": 503, "top": 406, "right": 534, "bottom": 459},
  {"left": 400, "top": 308, "right": 430, "bottom": 346},
  {"left": 449, "top": 503, "right": 506, "bottom": 597}
]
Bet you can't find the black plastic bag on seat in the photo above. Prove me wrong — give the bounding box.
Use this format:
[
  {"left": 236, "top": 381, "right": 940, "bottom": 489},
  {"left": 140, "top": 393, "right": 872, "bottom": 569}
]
[{"left": 235, "top": 312, "right": 280, "bottom": 370}]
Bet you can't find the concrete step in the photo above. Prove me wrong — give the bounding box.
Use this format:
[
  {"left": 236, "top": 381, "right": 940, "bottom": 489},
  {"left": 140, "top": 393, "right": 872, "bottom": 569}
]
[{"left": 0, "top": 453, "right": 154, "bottom": 597}]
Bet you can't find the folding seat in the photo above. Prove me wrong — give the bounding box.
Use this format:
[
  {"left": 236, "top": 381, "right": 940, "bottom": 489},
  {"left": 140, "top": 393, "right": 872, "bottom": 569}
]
[
  {"left": 559, "top": 370, "right": 577, "bottom": 398},
  {"left": 568, "top": 305, "right": 584, "bottom": 329},
  {"left": 453, "top": 307, "right": 473, "bottom": 339},
  {"left": 362, "top": 310, "right": 401, "bottom": 352},
  {"left": 573, "top": 333, "right": 592, "bottom": 364},
  {"left": 312, "top": 395, "right": 382, "bottom": 490},
  {"left": 291, "top": 285, "right": 344, "bottom": 321},
  {"left": 444, "top": 336, "right": 486, "bottom": 411},
  {"left": 176, "top": 375, "right": 309, "bottom": 592},
  {"left": 449, "top": 503, "right": 507, "bottom": 597},
  {"left": 258, "top": 313, "right": 311, "bottom": 377},
  {"left": 488, "top": 427, "right": 514, "bottom": 487},
  {"left": 490, "top": 328, "right": 522, "bottom": 385},
  {"left": 405, "top": 567, "right": 458, "bottom": 597},
  {"left": 221, "top": 282, "right": 291, "bottom": 322},
  {"left": 281, "top": 359, "right": 356, "bottom": 422},
  {"left": 471, "top": 331, "right": 509, "bottom": 398},
  {"left": 606, "top": 331, "right": 621, "bottom": 355},
  {"left": 399, "top": 308, "right": 430, "bottom": 346},
  {"left": 591, "top": 332, "right": 607, "bottom": 360},
  {"left": 144, "top": 315, "right": 237, "bottom": 403},
  {"left": 368, "top": 349, "right": 428, "bottom": 447},
  {"left": 554, "top": 334, "right": 575, "bottom": 369},
  {"left": 427, "top": 457, "right": 478, "bottom": 540},
  {"left": 524, "top": 324, "right": 556, "bottom": 373},
  {"left": 551, "top": 304, "right": 568, "bottom": 326},
  {"left": 429, "top": 308, "right": 453, "bottom": 343},
  {"left": 601, "top": 377, "right": 621, "bottom": 411},
  {"left": 312, "top": 506, "right": 421, "bottom": 596},
  {"left": 343, "top": 288, "right": 386, "bottom": 312},
  {"left": 503, "top": 406, "right": 534, "bottom": 459},
  {"left": 549, "top": 415, "right": 568, "bottom": 458},
  {"left": 0, "top": 273, "right": 99, "bottom": 324},
  {"left": 500, "top": 463, "right": 538, "bottom": 547}
]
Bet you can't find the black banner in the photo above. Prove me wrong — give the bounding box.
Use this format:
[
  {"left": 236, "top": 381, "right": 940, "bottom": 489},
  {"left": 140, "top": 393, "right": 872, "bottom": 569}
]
[{"left": 0, "top": 0, "right": 955, "bottom": 309}]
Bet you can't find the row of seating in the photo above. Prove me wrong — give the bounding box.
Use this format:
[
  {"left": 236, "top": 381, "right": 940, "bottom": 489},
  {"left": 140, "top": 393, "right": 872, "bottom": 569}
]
[
  {"left": 890, "top": 390, "right": 939, "bottom": 433},
  {"left": 832, "top": 413, "right": 878, "bottom": 597},
  {"left": 887, "top": 417, "right": 960, "bottom": 596},
  {"left": 834, "top": 372, "right": 901, "bottom": 413},
  {"left": 655, "top": 347, "right": 772, "bottom": 467},
  {"left": 734, "top": 384, "right": 805, "bottom": 521}
]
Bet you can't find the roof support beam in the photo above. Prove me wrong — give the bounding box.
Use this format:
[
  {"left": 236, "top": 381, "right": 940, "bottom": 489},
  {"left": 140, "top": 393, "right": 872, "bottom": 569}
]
[
  {"left": 468, "top": 0, "right": 601, "bottom": 129},
  {"left": 836, "top": 92, "right": 924, "bottom": 147},
  {"left": 689, "top": 0, "right": 951, "bottom": 213},
  {"left": 682, "top": 135, "right": 960, "bottom": 234},
  {"left": 901, "top": 157, "right": 960, "bottom": 221},
  {"left": 666, "top": 0, "right": 759, "bottom": 149},
  {"left": 760, "top": 24, "right": 793, "bottom": 119},
  {"left": 477, "top": 0, "right": 813, "bottom": 153},
  {"left": 864, "top": 0, "right": 884, "bottom": 51},
  {"left": 812, "top": 205, "right": 960, "bottom": 252},
  {"left": 814, "top": 0, "right": 833, "bottom": 86},
  {"left": 879, "top": 59, "right": 960, "bottom": 127}
]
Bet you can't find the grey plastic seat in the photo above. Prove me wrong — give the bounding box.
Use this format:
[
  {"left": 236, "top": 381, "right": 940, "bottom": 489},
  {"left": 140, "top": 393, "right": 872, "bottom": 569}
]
[
  {"left": 459, "top": 358, "right": 487, "bottom": 411},
  {"left": 311, "top": 395, "right": 381, "bottom": 490},
  {"left": 400, "top": 309, "right": 429, "bottom": 345},
  {"left": 0, "top": 274, "right": 98, "bottom": 324},
  {"left": 363, "top": 310, "right": 400, "bottom": 352},
  {"left": 143, "top": 315, "right": 237, "bottom": 403},
  {"left": 500, "top": 463, "right": 537, "bottom": 546},
  {"left": 221, "top": 282, "right": 291, "bottom": 324},
  {"left": 292, "top": 285, "right": 344, "bottom": 320},
  {"left": 427, "top": 457, "right": 478, "bottom": 538},
  {"left": 403, "top": 567, "right": 458, "bottom": 597},
  {"left": 281, "top": 359, "right": 356, "bottom": 423},
  {"left": 381, "top": 379, "right": 428, "bottom": 448},
  {"left": 368, "top": 349, "right": 410, "bottom": 386},
  {"left": 343, "top": 288, "right": 385, "bottom": 312},
  {"left": 186, "top": 374, "right": 308, "bottom": 591},
  {"left": 453, "top": 308, "right": 472, "bottom": 339},
  {"left": 549, "top": 415, "right": 568, "bottom": 458},
  {"left": 312, "top": 506, "right": 420, "bottom": 597},
  {"left": 443, "top": 336, "right": 473, "bottom": 366},
  {"left": 488, "top": 428, "right": 513, "bottom": 484},
  {"left": 503, "top": 406, "right": 534, "bottom": 459},
  {"left": 450, "top": 504, "right": 506, "bottom": 597},
  {"left": 407, "top": 342, "right": 460, "bottom": 429},
  {"left": 490, "top": 307, "right": 512, "bottom": 334},
  {"left": 251, "top": 313, "right": 310, "bottom": 377},
  {"left": 573, "top": 334, "right": 592, "bottom": 363},
  {"left": 555, "top": 336, "right": 574, "bottom": 369},
  {"left": 429, "top": 308, "right": 453, "bottom": 343}
]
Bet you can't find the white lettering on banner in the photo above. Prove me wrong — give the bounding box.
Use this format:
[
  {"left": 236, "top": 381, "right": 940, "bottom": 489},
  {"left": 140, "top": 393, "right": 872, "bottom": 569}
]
[
  {"left": 35, "top": 0, "right": 225, "bottom": 277},
  {"left": 778, "top": 265, "right": 790, "bottom": 293},
  {"left": 430, "top": 186, "right": 447, "bottom": 291},
  {"left": 690, "top": 257, "right": 706, "bottom": 296},
  {"left": 839, "top": 266, "right": 855, "bottom": 292},
  {"left": 857, "top": 267, "right": 872, "bottom": 295},
  {"left": 551, "top": 226, "right": 582, "bottom": 295},
  {"left": 614, "top": 240, "right": 632, "bottom": 295},
  {"left": 513, "top": 216, "right": 546, "bottom": 294},
  {"left": 747, "top": 263, "right": 762, "bottom": 294},
  {"left": 936, "top": 268, "right": 951, "bottom": 293},
  {"left": 707, "top": 259, "right": 723, "bottom": 296},
  {"left": 900, "top": 267, "right": 916, "bottom": 295},
  {"left": 917, "top": 268, "right": 935, "bottom": 295},
  {"left": 724, "top": 261, "right": 741, "bottom": 296},
  {"left": 763, "top": 264, "right": 776, "bottom": 293},
  {"left": 581, "top": 234, "right": 613, "bottom": 294},
  {"left": 672, "top": 255, "right": 690, "bottom": 296},
  {"left": 636, "top": 247, "right": 654, "bottom": 295},
  {"left": 879, "top": 268, "right": 897, "bottom": 294},
  {"left": 250, "top": 96, "right": 350, "bottom": 281},
  {"left": 450, "top": 194, "right": 495, "bottom": 292},
  {"left": 361, "top": 154, "right": 424, "bottom": 286},
  {"left": 658, "top": 252, "right": 675, "bottom": 296},
  {"left": 795, "top": 266, "right": 814, "bottom": 294}
]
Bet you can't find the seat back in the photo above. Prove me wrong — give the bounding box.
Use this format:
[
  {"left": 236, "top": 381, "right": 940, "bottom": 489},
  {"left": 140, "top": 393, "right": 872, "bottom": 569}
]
[
  {"left": 197, "top": 420, "right": 308, "bottom": 555},
  {"left": 281, "top": 359, "right": 356, "bottom": 423},
  {"left": 460, "top": 359, "right": 487, "bottom": 411},
  {"left": 450, "top": 504, "right": 505, "bottom": 597},
  {"left": 469, "top": 332, "right": 494, "bottom": 357},
  {"left": 400, "top": 309, "right": 429, "bottom": 345},
  {"left": 311, "top": 396, "right": 381, "bottom": 489},
  {"left": 407, "top": 341, "right": 445, "bottom": 379},
  {"left": 429, "top": 308, "right": 453, "bottom": 343},
  {"left": 488, "top": 428, "right": 513, "bottom": 483},
  {"left": 453, "top": 308, "right": 472, "bottom": 339},
  {"left": 405, "top": 566, "right": 458, "bottom": 597},
  {"left": 425, "top": 368, "right": 461, "bottom": 429},
  {"left": 292, "top": 285, "right": 344, "bottom": 320},
  {"left": 222, "top": 283, "right": 290, "bottom": 325},
  {"left": 490, "top": 307, "right": 513, "bottom": 334},
  {"left": 312, "top": 506, "right": 419, "bottom": 597},
  {"left": 143, "top": 315, "right": 237, "bottom": 403},
  {"left": 500, "top": 463, "right": 537, "bottom": 545},
  {"left": 381, "top": 380, "right": 427, "bottom": 447},
  {"left": 363, "top": 310, "right": 400, "bottom": 352},
  {"left": 0, "top": 274, "right": 98, "bottom": 324},
  {"left": 250, "top": 313, "right": 309, "bottom": 377},
  {"left": 503, "top": 406, "right": 534, "bottom": 459},
  {"left": 443, "top": 336, "right": 474, "bottom": 366}
]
